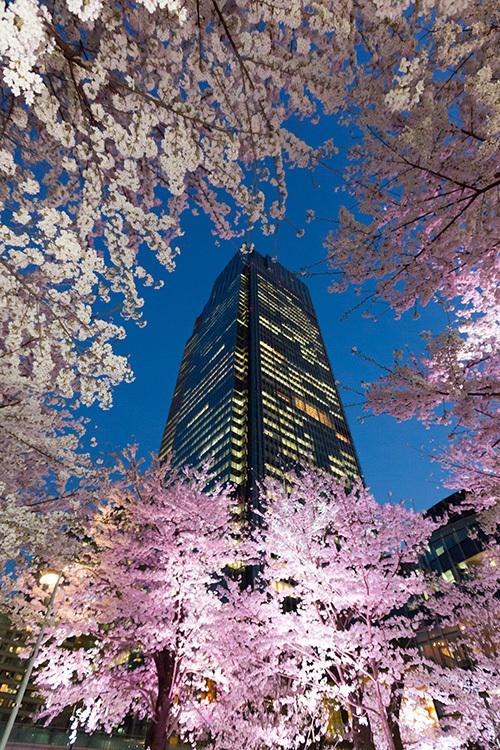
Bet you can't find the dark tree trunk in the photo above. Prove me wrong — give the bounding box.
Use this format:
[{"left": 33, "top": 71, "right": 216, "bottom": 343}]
[
  {"left": 349, "top": 689, "right": 376, "bottom": 750},
  {"left": 387, "top": 679, "right": 405, "bottom": 750},
  {"left": 144, "top": 648, "right": 176, "bottom": 750},
  {"left": 350, "top": 710, "right": 376, "bottom": 750}
]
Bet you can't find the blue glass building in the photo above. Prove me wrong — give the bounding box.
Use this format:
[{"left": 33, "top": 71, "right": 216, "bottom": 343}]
[{"left": 160, "top": 249, "right": 362, "bottom": 511}]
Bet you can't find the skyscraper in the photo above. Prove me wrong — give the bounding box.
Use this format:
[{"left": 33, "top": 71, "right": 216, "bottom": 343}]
[{"left": 159, "top": 249, "right": 362, "bottom": 513}]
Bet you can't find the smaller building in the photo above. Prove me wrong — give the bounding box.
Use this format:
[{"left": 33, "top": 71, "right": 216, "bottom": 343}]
[
  {"left": 417, "top": 491, "right": 493, "bottom": 695},
  {"left": 424, "top": 490, "right": 488, "bottom": 583}
]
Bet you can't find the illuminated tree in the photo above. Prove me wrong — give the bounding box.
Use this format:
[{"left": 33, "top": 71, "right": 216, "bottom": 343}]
[
  {"left": 9, "top": 463, "right": 500, "bottom": 749},
  {"left": 6, "top": 453, "right": 235, "bottom": 750},
  {"left": 194, "top": 469, "right": 442, "bottom": 750}
]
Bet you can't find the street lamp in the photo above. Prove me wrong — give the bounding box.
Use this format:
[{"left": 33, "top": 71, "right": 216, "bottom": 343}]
[{"left": 0, "top": 571, "right": 62, "bottom": 750}]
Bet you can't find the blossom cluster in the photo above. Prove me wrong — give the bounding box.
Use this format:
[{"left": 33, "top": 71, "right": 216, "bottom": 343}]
[
  {"left": 0, "top": 0, "right": 352, "bottom": 524},
  {"left": 323, "top": 0, "right": 500, "bottom": 527}
]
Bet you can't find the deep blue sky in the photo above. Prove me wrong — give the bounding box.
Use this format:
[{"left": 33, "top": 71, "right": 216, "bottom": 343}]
[{"left": 86, "top": 124, "right": 454, "bottom": 514}]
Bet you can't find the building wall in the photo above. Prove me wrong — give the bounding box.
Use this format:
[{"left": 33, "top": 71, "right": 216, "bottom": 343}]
[{"left": 0, "top": 616, "right": 42, "bottom": 724}]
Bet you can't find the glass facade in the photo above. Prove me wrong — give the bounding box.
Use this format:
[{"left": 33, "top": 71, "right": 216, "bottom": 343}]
[
  {"left": 423, "top": 491, "right": 487, "bottom": 583},
  {"left": 416, "top": 491, "right": 488, "bottom": 671},
  {"left": 160, "top": 249, "right": 363, "bottom": 514}
]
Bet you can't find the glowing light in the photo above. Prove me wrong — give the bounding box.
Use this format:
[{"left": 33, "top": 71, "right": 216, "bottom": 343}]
[{"left": 39, "top": 572, "right": 60, "bottom": 586}]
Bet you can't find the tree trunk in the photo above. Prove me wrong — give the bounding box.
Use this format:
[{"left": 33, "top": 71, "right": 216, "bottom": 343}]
[
  {"left": 349, "top": 691, "right": 376, "bottom": 750},
  {"left": 351, "top": 710, "right": 376, "bottom": 750},
  {"left": 145, "top": 648, "right": 176, "bottom": 750},
  {"left": 386, "top": 680, "right": 405, "bottom": 750}
]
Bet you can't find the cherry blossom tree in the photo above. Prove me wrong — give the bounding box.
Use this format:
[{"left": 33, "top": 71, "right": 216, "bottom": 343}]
[
  {"left": 323, "top": 1, "right": 500, "bottom": 522},
  {"left": 420, "top": 544, "right": 500, "bottom": 749},
  {"left": 331, "top": 1, "right": 500, "bottom": 319},
  {"left": 0, "top": 0, "right": 344, "bottom": 538},
  {"left": 350, "top": 331, "right": 500, "bottom": 527},
  {"left": 4, "top": 452, "right": 237, "bottom": 750},
  {"left": 239, "top": 469, "right": 500, "bottom": 750},
  {"left": 8, "top": 462, "right": 500, "bottom": 750},
  {"left": 192, "top": 468, "right": 449, "bottom": 750}
]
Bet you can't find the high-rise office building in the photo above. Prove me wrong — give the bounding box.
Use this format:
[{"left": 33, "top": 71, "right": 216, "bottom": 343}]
[{"left": 159, "top": 249, "right": 362, "bottom": 513}]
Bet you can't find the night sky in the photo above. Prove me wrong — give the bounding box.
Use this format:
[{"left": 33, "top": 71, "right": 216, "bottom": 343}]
[{"left": 86, "top": 122, "right": 454, "bottom": 514}]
